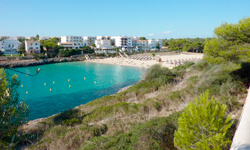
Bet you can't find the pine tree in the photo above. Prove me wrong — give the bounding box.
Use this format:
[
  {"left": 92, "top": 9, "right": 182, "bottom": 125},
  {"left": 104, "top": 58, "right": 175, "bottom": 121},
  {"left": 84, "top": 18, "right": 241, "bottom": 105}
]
[{"left": 174, "top": 90, "right": 233, "bottom": 149}]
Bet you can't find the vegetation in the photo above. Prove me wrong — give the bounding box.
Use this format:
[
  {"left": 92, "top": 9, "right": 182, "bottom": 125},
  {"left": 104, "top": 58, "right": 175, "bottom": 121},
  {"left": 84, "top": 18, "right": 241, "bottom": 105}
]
[
  {"left": 139, "top": 37, "right": 147, "bottom": 40},
  {"left": 2, "top": 17, "right": 249, "bottom": 149},
  {"left": 58, "top": 49, "right": 81, "bottom": 57},
  {"left": 40, "top": 37, "right": 61, "bottom": 54},
  {"left": 82, "top": 46, "right": 94, "bottom": 54},
  {"left": 91, "top": 43, "right": 96, "bottom": 47},
  {"left": 19, "top": 57, "right": 248, "bottom": 149},
  {"left": 0, "top": 70, "right": 29, "bottom": 149},
  {"left": 174, "top": 90, "right": 234, "bottom": 149},
  {"left": 162, "top": 38, "right": 207, "bottom": 52},
  {"left": 204, "top": 17, "right": 250, "bottom": 64},
  {"left": 156, "top": 42, "right": 160, "bottom": 49}
]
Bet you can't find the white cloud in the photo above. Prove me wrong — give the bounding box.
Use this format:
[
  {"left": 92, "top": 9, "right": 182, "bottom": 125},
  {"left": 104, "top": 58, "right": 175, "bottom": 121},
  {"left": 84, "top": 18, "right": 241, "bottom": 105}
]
[
  {"left": 162, "top": 31, "right": 172, "bottom": 34},
  {"left": 148, "top": 33, "right": 154, "bottom": 36}
]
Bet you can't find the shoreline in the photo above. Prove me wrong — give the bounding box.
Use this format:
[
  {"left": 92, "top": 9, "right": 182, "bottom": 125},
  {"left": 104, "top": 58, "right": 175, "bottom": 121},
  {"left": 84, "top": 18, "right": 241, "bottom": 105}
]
[
  {"left": 19, "top": 53, "right": 203, "bottom": 126},
  {"left": 0, "top": 57, "right": 86, "bottom": 68},
  {"left": 86, "top": 53, "right": 203, "bottom": 69}
]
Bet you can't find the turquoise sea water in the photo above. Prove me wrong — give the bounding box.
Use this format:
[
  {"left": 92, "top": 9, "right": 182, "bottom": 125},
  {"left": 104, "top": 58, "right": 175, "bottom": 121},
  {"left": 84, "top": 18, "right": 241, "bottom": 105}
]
[{"left": 7, "top": 62, "right": 142, "bottom": 120}]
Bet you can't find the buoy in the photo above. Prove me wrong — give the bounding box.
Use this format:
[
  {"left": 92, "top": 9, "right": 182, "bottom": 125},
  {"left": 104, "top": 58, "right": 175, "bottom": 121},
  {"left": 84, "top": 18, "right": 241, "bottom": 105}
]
[
  {"left": 26, "top": 91, "right": 28, "bottom": 94},
  {"left": 53, "top": 81, "right": 55, "bottom": 84},
  {"left": 21, "top": 85, "right": 23, "bottom": 87},
  {"left": 94, "top": 81, "right": 96, "bottom": 84},
  {"left": 44, "top": 83, "right": 46, "bottom": 86},
  {"left": 50, "top": 88, "right": 52, "bottom": 91},
  {"left": 69, "top": 85, "right": 71, "bottom": 88},
  {"left": 84, "top": 77, "right": 86, "bottom": 80},
  {"left": 68, "top": 79, "right": 70, "bottom": 82}
]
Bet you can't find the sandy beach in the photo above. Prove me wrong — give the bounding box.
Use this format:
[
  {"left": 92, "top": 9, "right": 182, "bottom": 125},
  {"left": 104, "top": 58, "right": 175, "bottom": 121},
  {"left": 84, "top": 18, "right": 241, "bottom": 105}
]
[{"left": 87, "top": 53, "right": 203, "bottom": 69}]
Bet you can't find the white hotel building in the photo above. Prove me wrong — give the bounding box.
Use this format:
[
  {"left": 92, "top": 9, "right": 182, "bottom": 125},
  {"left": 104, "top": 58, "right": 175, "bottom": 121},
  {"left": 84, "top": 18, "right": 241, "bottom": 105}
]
[
  {"left": 0, "top": 38, "right": 21, "bottom": 54},
  {"left": 94, "top": 39, "right": 116, "bottom": 54},
  {"left": 83, "top": 36, "right": 96, "bottom": 45},
  {"left": 58, "top": 36, "right": 87, "bottom": 49},
  {"left": 148, "top": 39, "right": 162, "bottom": 50},
  {"left": 111, "top": 36, "right": 133, "bottom": 51},
  {"left": 25, "top": 40, "right": 41, "bottom": 54}
]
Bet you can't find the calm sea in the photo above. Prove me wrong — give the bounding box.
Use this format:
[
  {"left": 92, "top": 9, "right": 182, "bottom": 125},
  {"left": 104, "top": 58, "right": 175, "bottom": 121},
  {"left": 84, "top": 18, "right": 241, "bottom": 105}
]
[{"left": 7, "top": 62, "right": 142, "bottom": 120}]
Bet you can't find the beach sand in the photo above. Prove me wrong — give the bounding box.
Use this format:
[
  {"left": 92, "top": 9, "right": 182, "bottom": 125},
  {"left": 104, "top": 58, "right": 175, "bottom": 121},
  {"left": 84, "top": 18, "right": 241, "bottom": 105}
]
[{"left": 87, "top": 53, "right": 203, "bottom": 69}]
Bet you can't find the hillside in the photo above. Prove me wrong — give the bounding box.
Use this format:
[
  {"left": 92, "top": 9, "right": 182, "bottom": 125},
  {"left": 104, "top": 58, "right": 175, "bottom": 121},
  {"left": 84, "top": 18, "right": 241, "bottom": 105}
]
[{"left": 18, "top": 59, "right": 249, "bottom": 150}]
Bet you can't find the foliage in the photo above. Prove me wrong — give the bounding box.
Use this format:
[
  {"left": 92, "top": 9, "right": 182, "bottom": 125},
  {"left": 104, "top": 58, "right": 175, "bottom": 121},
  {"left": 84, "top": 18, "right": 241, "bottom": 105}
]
[
  {"left": 204, "top": 17, "right": 250, "bottom": 64},
  {"left": 163, "top": 38, "right": 207, "bottom": 52},
  {"left": 0, "top": 70, "right": 29, "bottom": 148},
  {"left": 156, "top": 42, "right": 160, "bottom": 49},
  {"left": 48, "top": 52, "right": 56, "bottom": 58},
  {"left": 58, "top": 49, "right": 81, "bottom": 57},
  {"left": 40, "top": 38, "right": 60, "bottom": 53},
  {"left": 174, "top": 90, "right": 234, "bottom": 149},
  {"left": 145, "top": 64, "right": 175, "bottom": 82},
  {"left": 139, "top": 37, "right": 147, "bottom": 40},
  {"left": 82, "top": 46, "right": 94, "bottom": 54},
  {"left": 18, "top": 41, "right": 26, "bottom": 54},
  {"left": 53, "top": 109, "right": 80, "bottom": 125},
  {"left": 152, "top": 52, "right": 155, "bottom": 57},
  {"left": 91, "top": 43, "right": 96, "bottom": 47},
  {"left": 81, "top": 112, "right": 181, "bottom": 150}
]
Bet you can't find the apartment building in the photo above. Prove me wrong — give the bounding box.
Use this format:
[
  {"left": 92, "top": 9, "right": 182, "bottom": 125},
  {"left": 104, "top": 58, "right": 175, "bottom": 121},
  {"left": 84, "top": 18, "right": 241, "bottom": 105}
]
[
  {"left": 83, "top": 36, "right": 96, "bottom": 45},
  {"left": 25, "top": 40, "right": 41, "bottom": 54},
  {"left": 111, "top": 36, "right": 133, "bottom": 51},
  {"left": 132, "top": 39, "right": 162, "bottom": 51},
  {"left": 94, "top": 39, "right": 116, "bottom": 54},
  {"left": 148, "top": 39, "right": 162, "bottom": 50},
  {"left": 132, "top": 40, "right": 148, "bottom": 51},
  {"left": 0, "top": 38, "right": 21, "bottom": 54},
  {"left": 39, "top": 36, "right": 50, "bottom": 40},
  {"left": 59, "top": 36, "right": 87, "bottom": 49},
  {"left": 96, "top": 36, "right": 111, "bottom": 40}
]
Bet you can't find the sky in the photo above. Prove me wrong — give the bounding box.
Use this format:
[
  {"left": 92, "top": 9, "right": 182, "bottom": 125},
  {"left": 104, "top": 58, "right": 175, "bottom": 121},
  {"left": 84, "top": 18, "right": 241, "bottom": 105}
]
[{"left": 0, "top": 0, "right": 249, "bottom": 39}]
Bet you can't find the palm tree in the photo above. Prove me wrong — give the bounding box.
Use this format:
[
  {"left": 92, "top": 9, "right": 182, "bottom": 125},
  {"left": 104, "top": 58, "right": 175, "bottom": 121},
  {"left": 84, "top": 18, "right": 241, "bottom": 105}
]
[{"left": 88, "top": 38, "right": 92, "bottom": 46}]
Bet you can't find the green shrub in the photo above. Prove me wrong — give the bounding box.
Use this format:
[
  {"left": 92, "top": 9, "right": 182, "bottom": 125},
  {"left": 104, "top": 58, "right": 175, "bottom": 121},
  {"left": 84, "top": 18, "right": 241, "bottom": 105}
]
[
  {"left": 63, "top": 118, "right": 81, "bottom": 126},
  {"left": 145, "top": 64, "right": 174, "bottom": 82},
  {"left": 174, "top": 90, "right": 234, "bottom": 149},
  {"left": 80, "top": 112, "right": 181, "bottom": 150},
  {"left": 53, "top": 109, "right": 80, "bottom": 125}
]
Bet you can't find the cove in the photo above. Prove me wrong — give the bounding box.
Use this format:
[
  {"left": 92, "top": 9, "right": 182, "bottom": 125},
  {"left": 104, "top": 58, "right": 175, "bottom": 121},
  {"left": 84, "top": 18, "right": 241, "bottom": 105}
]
[{"left": 7, "top": 62, "right": 142, "bottom": 120}]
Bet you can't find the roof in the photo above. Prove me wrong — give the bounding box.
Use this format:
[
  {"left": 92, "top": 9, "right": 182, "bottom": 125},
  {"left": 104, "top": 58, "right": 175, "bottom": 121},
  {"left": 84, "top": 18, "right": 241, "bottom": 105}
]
[
  {"left": 26, "top": 40, "right": 40, "bottom": 43},
  {"left": 58, "top": 42, "right": 74, "bottom": 45}
]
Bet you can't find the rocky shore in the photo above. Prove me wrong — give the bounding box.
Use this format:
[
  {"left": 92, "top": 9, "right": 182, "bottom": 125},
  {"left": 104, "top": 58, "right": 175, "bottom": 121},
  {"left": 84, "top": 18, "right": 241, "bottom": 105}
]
[{"left": 0, "top": 57, "right": 86, "bottom": 68}]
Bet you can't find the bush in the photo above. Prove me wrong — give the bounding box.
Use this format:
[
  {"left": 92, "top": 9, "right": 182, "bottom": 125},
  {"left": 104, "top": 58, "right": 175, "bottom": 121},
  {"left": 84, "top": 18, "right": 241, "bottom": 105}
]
[
  {"left": 0, "top": 71, "right": 29, "bottom": 148},
  {"left": 53, "top": 109, "right": 80, "bottom": 125},
  {"left": 81, "top": 112, "right": 181, "bottom": 150},
  {"left": 145, "top": 64, "right": 175, "bottom": 83},
  {"left": 48, "top": 52, "right": 56, "bottom": 58},
  {"left": 174, "top": 90, "right": 234, "bottom": 149},
  {"left": 58, "top": 49, "right": 81, "bottom": 57}
]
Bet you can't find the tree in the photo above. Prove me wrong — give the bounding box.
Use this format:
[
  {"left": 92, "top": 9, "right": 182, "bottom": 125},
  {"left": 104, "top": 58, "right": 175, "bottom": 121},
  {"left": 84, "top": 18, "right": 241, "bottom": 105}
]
[
  {"left": 91, "top": 43, "right": 96, "bottom": 47},
  {"left": 36, "top": 34, "right": 39, "bottom": 40},
  {"left": 156, "top": 42, "right": 160, "bottom": 49},
  {"left": 152, "top": 53, "right": 155, "bottom": 57},
  {"left": 110, "top": 39, "right": 115, "bottom": 46},
  {"left": 18, "top": 42, "right": 26, "bottom": 54},
  {"left": 0, "top": 70, "right": 29, "bottom": 148},
  {"left": 174, "top": 90, "right": 233, "bottom": 149},
  {"left": 88, "top": 38, "right": 92, "bottom": 46},
  {"left": 139, "top": 37, "right": 147, "bottom": 40},
  {"left": 204, "top": 17, "right": 250, "bottom": 64},
  {"left": 40, "top": 38, "right": 60, "bottom": 54},
  {"left": 82, "top": 46, "right": 94, "bottom": 54}
]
